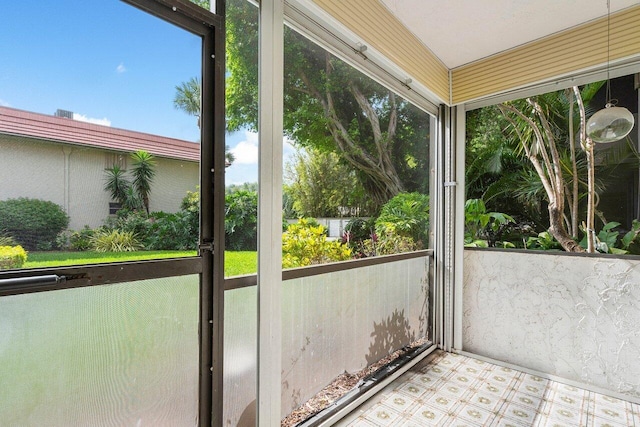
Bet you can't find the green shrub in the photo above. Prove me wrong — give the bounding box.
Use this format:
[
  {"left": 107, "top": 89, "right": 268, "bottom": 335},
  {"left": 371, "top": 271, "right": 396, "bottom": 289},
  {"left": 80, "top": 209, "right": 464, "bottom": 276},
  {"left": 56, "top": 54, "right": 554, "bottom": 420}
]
[
  {"left": 145, "top": 211, "right": 197, "bottom": 250},
  {"left": 464, "top": 199, "right": 514, "bottom": 247},
  {"left": 375, "top": 193, "right": 429, "bottom": 248},
  {"left": 0, "top": 245, "right": 27, "bottom": 270},
  {"left": 103, "top": 209, "right": 152, "bottom": 238},
  {"left": 282, "top": 218, "right": 352, "bottom": 268},
  {"left": 69, "top": 226, "right": 96, "bottom": 251},
  {"left": 180, "top": 188, "right": 200, "bottom": 238},
  {"left": 225, "top": 190, "right": 257, "bottom": 251},
  {"left": 360, "top": 232, "right": 420, "bottom": 256},
  {"left": 90, "top": 230, "right": 142, "bottom": 252},
  {"left": 0, "top": 198, "right": 69, "bottom": 251}
]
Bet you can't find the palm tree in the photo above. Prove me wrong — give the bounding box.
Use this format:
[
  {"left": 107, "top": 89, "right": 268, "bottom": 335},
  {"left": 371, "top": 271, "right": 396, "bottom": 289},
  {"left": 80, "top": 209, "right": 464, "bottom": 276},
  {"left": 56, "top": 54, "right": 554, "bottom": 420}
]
[
  {"left": 173, "top": 77, "right": 201, "bottom": 125},
  {"left": 173, "top": 77, "right": 236, "bottom": 168},
  {"left": 130, "top": 150, "right": 156, "bottom": 215}
]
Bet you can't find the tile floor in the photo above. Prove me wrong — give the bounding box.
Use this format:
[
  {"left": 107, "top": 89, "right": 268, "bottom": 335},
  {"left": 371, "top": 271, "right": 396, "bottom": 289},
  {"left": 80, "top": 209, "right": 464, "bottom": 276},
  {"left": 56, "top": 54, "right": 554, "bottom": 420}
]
[{"left": 336, "top": 350, "right": 640, "bottom": 426}]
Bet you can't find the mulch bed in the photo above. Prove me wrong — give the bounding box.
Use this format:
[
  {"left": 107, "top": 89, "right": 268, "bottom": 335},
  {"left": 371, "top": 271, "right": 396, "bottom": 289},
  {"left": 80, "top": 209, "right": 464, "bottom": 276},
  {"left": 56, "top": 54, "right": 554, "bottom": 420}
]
[{"left": 281, "top": 338, "right": 429, "bottom": 427}]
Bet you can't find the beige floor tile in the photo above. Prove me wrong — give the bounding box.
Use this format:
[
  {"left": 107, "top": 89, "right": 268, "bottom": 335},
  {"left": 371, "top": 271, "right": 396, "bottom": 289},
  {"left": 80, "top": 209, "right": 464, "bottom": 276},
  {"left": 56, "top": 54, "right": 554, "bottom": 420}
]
[{"left": 333, "top": 351, "right": 640, "bottom": 427}]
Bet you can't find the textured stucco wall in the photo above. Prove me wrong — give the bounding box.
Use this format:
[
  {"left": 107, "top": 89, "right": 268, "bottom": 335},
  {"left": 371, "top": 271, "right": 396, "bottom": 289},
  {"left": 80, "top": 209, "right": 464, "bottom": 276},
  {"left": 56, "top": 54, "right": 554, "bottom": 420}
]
[
  {"left": 0, "top": 136, "right": 198, "bottom": 230},
  {"left": 463, "top": 249, "right": 640, "bottom": 398}
]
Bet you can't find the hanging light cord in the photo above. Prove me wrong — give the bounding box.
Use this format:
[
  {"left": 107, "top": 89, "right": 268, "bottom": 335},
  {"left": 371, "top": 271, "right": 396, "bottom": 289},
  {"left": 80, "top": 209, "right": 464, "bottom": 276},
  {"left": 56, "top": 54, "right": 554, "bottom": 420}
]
[{"left": 605, "top": 0, "right": 615, "bottom": 107}]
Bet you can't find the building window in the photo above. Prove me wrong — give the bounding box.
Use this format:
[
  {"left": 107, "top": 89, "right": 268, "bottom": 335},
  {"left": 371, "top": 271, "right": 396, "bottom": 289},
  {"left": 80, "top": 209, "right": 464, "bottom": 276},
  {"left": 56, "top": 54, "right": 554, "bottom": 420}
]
[{"left": 109, "top": 202, "right": 122, "bottom": 215}]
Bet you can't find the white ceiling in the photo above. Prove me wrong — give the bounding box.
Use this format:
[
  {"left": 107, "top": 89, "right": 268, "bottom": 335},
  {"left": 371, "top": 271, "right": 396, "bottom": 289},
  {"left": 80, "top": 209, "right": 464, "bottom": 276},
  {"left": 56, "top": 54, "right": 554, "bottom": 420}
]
[{"left": 380, "top": 0, "right": 640, "bottom": 69}]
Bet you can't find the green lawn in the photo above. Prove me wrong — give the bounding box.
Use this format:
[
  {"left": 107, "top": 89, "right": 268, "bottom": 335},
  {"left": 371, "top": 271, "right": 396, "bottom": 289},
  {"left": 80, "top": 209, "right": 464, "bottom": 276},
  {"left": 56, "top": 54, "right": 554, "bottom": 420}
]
[{"left": 24, "top": 250, "right": 258, "bottom": 276}]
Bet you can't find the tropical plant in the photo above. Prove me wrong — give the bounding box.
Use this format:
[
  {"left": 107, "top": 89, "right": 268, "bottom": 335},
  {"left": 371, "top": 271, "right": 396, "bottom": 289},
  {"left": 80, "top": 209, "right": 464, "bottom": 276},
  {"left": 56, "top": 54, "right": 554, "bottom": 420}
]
[
  {"left": 464, "top": 199, "right": 515, "bottom": 247},
  {"left": 375, "top": 192, "right": 430, "bottom": 248},
  {"left": 282, "top": 218, "right": 352, "bottom": 268},
  {"left": 104, "top": 165, "right": 130, "bottom": 207},
  {"left": 104, "top": 150, "right": 156, "bottom": 214},
  {"left": 525, "top": 231, "right": 563, "bottom": 251},
  {"left": 173, "top": 76, "right": 201, "bottom": 122},
  {"left": 497, "top": 83, "right": 605, "bottom": 252},
  {"left": 130, "top": 150, "right": 156, "bottom": 215},
  {"left": 90, "top": 229, "right": 143, "bottom": 252}
]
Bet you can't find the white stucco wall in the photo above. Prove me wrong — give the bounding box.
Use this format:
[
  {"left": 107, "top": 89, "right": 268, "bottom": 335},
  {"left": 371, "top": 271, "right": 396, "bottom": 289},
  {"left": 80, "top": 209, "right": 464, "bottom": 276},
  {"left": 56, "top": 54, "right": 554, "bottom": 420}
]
[
  {"left": 463, "top": 249, "right": 640, "bottom": 398},
  {"left": 0, "top": 136, "right": 198, "bottom": 230}
]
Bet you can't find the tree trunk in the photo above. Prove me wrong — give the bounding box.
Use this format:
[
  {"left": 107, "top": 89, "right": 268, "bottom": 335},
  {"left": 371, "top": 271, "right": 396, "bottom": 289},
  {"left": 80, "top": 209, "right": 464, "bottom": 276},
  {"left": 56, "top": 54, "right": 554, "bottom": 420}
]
[
  {"left": 548, "top": 203, "right": 585, "bottom": 252},
  {"left": 573, "top": 86, "right": 596, "bottom": 253}
]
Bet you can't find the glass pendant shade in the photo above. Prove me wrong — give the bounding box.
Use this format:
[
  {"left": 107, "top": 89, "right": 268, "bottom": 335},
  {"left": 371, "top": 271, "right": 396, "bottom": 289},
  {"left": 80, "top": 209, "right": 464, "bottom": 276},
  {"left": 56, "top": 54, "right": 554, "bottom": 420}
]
[{"left": 586, "top": 104, "right": 635, "bottom": 143}]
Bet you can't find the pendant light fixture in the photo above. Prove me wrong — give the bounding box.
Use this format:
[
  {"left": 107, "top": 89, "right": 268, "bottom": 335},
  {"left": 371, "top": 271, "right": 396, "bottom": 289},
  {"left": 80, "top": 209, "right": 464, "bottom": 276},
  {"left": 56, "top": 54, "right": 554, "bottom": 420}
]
[{"left": 586, "top": 0, "right": 635, "bottom": 143}]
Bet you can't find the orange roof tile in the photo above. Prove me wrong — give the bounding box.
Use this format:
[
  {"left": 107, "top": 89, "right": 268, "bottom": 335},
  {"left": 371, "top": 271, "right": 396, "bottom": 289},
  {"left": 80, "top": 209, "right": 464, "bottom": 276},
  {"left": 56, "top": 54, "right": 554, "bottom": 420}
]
[{"left": 0, "top": 106, "right": 199, "bottom": 162}]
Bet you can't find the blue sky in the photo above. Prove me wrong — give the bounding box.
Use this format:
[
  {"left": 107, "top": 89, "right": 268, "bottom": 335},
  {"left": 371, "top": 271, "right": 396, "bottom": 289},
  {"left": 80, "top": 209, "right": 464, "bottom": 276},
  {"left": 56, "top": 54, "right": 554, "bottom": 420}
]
[{"left": 0, "top": 0, "right": 285, "bottom": 184}]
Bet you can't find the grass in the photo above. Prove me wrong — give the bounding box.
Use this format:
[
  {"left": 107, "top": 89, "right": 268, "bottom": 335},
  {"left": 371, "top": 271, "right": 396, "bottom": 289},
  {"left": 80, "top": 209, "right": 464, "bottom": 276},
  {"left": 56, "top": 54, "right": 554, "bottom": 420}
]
[{"left": 24, "top": 250, "right": 258, "bottom": 276}]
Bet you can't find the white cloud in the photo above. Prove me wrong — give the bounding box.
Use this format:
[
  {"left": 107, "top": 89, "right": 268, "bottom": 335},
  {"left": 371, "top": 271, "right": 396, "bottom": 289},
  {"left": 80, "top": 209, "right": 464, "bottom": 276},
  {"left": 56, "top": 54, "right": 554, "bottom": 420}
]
[
  {"left": 73, "top": 113, "right": 111, "bottom": 127},
  {"left": 229, "top": 131, "right": 297, "bottom": 166},
  {"left": 0, "top": 99, "right": 10, "bottom": 107},
  {"left": 230, "top": 131, "right": 259, "bottom": 164},
  {"left": 116, "top": 63, "right": 127, "bottom": 73}
]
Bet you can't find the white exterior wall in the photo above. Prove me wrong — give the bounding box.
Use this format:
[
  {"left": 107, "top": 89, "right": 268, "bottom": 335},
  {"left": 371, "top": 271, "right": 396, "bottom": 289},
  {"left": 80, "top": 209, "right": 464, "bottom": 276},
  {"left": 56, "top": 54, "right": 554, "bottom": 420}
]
[
  {"left": 0, "top": 138, "right": 66, "bottom": 208},
  {"left": 463, "top": 249, "right": 640, "bottom": 399},
  {"left": 0, "top": 136, "right": 198, "bottom": 230}
]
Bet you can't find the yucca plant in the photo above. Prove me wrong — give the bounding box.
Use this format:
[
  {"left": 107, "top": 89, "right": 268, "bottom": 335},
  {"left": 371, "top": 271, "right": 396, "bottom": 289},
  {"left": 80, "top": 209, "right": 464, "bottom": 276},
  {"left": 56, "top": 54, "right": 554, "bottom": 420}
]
[
  {"left": 131, "top": 150, "right": 156, "bottom": 215},
  {"left": 90, "top": 230, "right": 143, "bottom": 252}
]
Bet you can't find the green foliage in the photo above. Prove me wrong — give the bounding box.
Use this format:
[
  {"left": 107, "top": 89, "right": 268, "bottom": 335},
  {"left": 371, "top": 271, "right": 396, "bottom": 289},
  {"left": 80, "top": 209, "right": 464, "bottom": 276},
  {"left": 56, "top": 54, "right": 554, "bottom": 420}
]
[
  {"left": 285, "top": 148, "right": 374, "bottom": 217},
  {"left": 104, "top": 150, "right": 156, "bottom": 214},
  {"left": 225, "top": 190, "right": 258, "bottom": 251},
  {"left": 0, "top": 198, "right": 69, "bottom": 251},
  {"left": 227, "top": 182, "right": 258, "bottom": 194},
  {"left": 621, "top": 220, "right": 640, "bottom": 254},
  {"left": 104, "top": 165, "right": 131, "bottom": 207},
  {"left": 0, "top": 245, "right": 27, "bottom": 270},
  {"left": 343, "top": 217, "right": 376, "bottom": 255},
  {"left": 359, "top": 233, "right": 420, "bottom": 257},
  {"left": 180, "top": 188, "right": 200, "bottom": 242},
  {"left": 130, "top": 150, "right": 156, "bottom": 214},
  {"left": 145, "top": 211, "right": 197, "bottom": 250},
  {"left": 69, "top": 226, "right": 95, "bottom": 251},
  {"left": 0, "top": 235, "right": 16, "bottom": 246},
  {"left": 90, "top": 230, "right": 142, "bottom": 252},
  {"left": 216, "top": 0, "right": 431, "bottom": 207},
  {"left": 464, "top": 199, "right": 515, "bottom": 247},
  {"left": 525, "top": 232, "right": 563, "bottom": 250},
  {"left": 581, "top": 222, "right": 621, "bottom": 254},
  {"left": 173, "top": 76, "right": 201, "bottom": 118},
  {"left": 375, "top": 193, "right": 429, "bottom": 248},
  {"left": 466, "top": 83, "right": 609, "bottom": 232},
  {"left": 282, "top": 218, "right": 352, "bottom": 268}
]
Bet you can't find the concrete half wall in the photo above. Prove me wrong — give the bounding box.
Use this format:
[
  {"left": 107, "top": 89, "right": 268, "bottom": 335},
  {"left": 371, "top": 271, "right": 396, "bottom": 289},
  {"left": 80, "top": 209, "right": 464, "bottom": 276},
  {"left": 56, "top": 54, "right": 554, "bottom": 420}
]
[{"left": 463, "top": 249, "right": 640, "bottom": 398}]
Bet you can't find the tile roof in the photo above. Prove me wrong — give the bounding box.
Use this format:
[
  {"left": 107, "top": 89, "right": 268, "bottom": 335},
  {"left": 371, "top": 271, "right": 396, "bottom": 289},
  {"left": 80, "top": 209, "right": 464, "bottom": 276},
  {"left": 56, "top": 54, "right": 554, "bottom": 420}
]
[{"left": 0, "top": 106, "right": 199, "bottom": 162}]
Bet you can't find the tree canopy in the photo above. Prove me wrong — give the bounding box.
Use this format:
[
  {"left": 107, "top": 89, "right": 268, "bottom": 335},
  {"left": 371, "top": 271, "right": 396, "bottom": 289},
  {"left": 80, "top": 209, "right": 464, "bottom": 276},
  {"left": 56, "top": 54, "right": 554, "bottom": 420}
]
[{"left": 182, "top": 0, "right": 430, "bottom": 210}]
